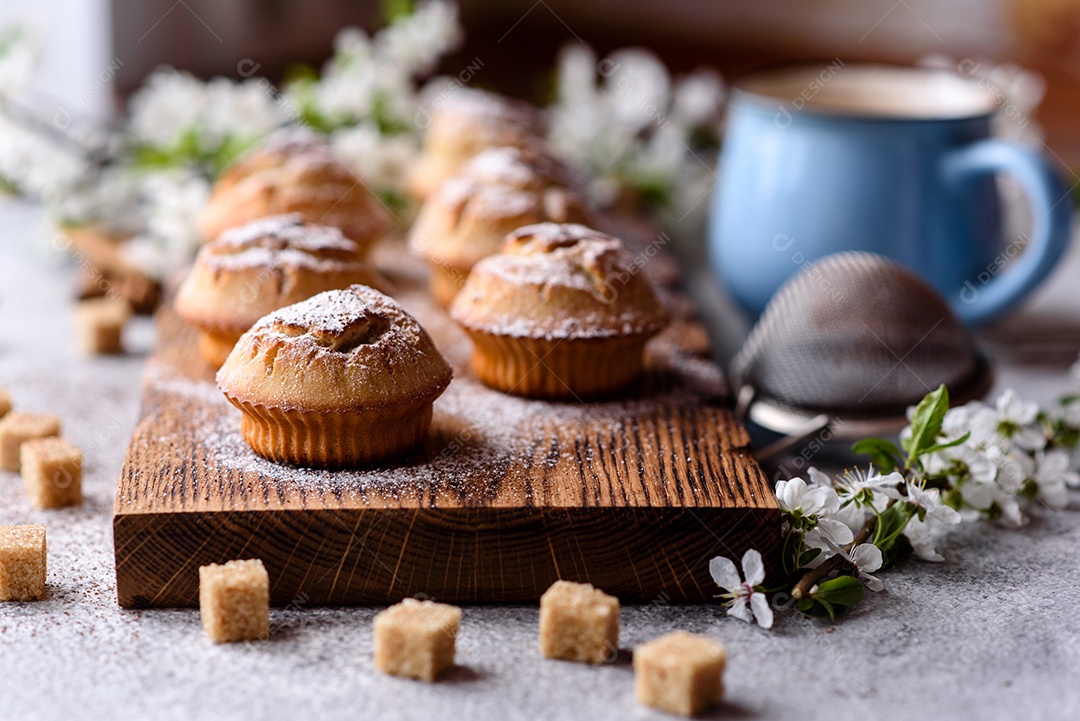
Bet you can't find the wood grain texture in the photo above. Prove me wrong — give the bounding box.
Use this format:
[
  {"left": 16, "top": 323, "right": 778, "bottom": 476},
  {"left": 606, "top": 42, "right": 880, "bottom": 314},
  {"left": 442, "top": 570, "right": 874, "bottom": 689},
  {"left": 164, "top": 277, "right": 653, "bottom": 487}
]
[{"left": 113, "top": 232, "right": 779, "bottom": 608}]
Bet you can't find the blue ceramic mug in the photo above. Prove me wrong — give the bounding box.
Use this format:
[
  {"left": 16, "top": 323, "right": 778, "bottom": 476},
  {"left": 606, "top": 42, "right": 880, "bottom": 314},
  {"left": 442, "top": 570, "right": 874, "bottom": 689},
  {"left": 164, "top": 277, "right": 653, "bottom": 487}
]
[{"left": 708, "top": 64, "right": 1072, "bottom": 324}]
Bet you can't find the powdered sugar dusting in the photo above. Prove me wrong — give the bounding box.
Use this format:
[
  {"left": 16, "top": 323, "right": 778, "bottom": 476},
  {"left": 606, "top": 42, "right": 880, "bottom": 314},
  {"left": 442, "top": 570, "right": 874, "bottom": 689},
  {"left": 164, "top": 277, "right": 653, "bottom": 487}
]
[
  {"left": 452, "top": 223, "right": 669, "bottom": 339},
  {"left": 202, "top": 214, "right": 366, "bottom": 273},
  {"left": 261, "top": 285, "right": 402, "bottom": 341},
  {"left": 131, "top": 235, "right": 731, "bottom": 507},
  {"left": 161, "top": 350, "right": 723, "bottom": 501}
]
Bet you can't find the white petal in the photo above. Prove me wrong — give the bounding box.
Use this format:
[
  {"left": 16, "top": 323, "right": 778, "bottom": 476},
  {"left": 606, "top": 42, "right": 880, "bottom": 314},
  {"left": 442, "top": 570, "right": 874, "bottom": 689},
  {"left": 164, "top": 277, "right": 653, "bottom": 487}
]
[
  {"left": 800, "top": 486, "right": 835, "bottom": 516},
  {"left": 750, "top": 592, "right": 774, "bottom": 629},
  {"left": 905, "top": 518, "right": 945, "bottom": 561},
  {"left": 807, "top": 467, "right": 833, "bottom": 488},
  {"left": 818, "top": 487, "right": 843, "bottom": 515},
  {"left": 818, "top": 519, "right": 855, "bottom": 546},
  {"left": 960, "top": 481, "right": 996, "bottom": 510},
  {"left": 1000, "top": 498, "right": 1025, "bottom": 527},
  {"left": 911, "top": 540, "right": 945, "bottom": 562},
  {"left": 851, "top": 543, "right": 883, "bottom": 573},
  {"left": 802, "top": 527, "right": 831, "bottom": 552},
  {"left": 877, "top": 484, "right": 905, "bottom": 501},
  {"left": 1038, "top": 450, "right": 1070, "bottom": 478},
  {"left": 831, "top": 502, "right": 869, "bottom": 533},
  {"left": 741, "top": 549, "right": 766, "bottom": 587},
  {"left": 709, "top": 556, "right": 741, "bottom": 592},
  {"left": 861, "top": 573, "right": 885, "bottom": 592},
  {"left": 1014, "top": 426, "right": 1046, "bottom": 452},
  {"left": 877, "top": 471, "right": 907, "bottom": 489},
  {"left": 726, "top": 597, "right": 752, "bottom": 623},
  {"left": 775, "top": 478, "right": 806, "bottom": 512},
  {"left": 929, "top": 503, "right": 962, "bottom": 525},
  {"left": 1038, "top": 480, "right": 1069, "bottom": 508}
]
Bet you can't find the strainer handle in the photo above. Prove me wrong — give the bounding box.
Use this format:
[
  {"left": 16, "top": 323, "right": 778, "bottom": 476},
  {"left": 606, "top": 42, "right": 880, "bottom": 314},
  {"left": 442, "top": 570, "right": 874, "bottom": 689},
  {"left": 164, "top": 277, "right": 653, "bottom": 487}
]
[{"left": 944, "top": 139, "right": 1072, "bottom": 325}]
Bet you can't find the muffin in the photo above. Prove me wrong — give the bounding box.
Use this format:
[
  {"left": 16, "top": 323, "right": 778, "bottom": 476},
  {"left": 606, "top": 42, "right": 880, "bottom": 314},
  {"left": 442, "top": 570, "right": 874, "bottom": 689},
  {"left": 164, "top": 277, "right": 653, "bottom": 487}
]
[
  {"left": 409, "top": 146, "right": 592, "bottom": 307},
  {"left": 217, "top": 285, "right": 452, "bottom": 468},
  {"left": 450, "top": 223, "right": 669, "bottom": 399},
  {"left": 408, "top": 89, "right": 546, "bottom": 200},
  {"left": 175, "top": 214, "right": 387, "bottom": 368},
  {"left": 198, "top": 128, "right": 393, "bottom": 253}
]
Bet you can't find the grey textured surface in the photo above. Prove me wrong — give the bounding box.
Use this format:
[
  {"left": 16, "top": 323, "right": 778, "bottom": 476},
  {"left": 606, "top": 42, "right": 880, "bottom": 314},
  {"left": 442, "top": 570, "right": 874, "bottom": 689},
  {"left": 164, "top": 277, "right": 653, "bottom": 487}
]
[{"left": 2, "top": 199, "right": 1079, "bottom": 721}]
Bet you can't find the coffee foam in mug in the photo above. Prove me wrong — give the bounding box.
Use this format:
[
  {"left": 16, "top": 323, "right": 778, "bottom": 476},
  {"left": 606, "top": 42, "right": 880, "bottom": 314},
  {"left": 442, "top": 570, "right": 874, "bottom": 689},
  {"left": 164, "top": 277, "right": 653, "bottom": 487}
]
[{"left": 740, "top": 64, "right": 997, "bottom": 119}]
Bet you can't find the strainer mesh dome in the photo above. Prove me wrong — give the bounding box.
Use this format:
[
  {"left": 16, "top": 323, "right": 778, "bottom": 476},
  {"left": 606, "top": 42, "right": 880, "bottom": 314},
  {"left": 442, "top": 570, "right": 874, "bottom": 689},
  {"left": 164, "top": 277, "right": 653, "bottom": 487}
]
[{"left": 731, "top": 252, "right": 983, "bottom": 417}]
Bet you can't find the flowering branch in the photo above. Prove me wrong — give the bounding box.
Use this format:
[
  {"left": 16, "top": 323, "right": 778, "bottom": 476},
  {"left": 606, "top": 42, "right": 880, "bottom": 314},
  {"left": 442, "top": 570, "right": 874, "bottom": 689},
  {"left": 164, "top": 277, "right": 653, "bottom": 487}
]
[
  {"left": 712, "top": 368, "right": 1080, "bottom": 628},
  {"left": 791, "top": 510, "right": 878, "bottom": 601}
]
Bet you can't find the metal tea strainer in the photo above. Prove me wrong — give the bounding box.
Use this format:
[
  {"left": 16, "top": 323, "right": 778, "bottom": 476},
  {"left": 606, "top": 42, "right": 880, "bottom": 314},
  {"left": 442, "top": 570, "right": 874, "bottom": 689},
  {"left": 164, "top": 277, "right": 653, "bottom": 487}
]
[{"left": 731, "top": 251, "right": 994, "bottom": 459}]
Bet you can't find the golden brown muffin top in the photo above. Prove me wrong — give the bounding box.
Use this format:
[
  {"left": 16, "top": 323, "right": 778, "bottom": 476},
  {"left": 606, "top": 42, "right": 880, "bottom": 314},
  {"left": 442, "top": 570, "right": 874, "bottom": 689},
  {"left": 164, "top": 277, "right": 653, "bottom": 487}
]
[
  {"left": 197, "top": 129, "right": 393, "bottom": 246},
  {"left": 175, "top": 215, "right": 385, "bottom": 332},
  {"left": 201, "top": 214, "right": 362, "bottom": 266},
  {"left": 423, "top": 89, "right": 545, "bottom": 162},
  {"left": 217, "top": 285, "right": 452, "bottom": 412},
  {"left": 450, "top": 223, "right": 670, "bottom": 341},
  {"left": 408, "top": 147, "right": 592, "bottom": 270}
]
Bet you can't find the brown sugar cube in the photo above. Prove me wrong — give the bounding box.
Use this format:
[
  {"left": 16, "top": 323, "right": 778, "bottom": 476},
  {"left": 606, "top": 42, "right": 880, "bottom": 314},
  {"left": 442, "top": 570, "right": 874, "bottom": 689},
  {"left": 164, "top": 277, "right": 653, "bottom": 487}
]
[
  {"left": 0, "top": 524, "right": 47, "bottom": 601},
  {"left": 75, "top": 297, "right": 131, "bottom": 355},
  {"left": 634, "top": 631, "right": 727, "bottom": 717},
  {"left": 0, "top": 389, "right": 11, "bottom": 420},
  {"left": 539, "top": 580, "right": 620, "bottom": 664},
  {"left": 373, "top": 598, "right": 461, "bottom": 681},
  {"left": 0, "top": 412, "right": 61, "bottom": 472},
  {"left": 20, "top": 437, "right": 83, "bottom": 508},
  {"left": 199, "top": 559, "right": 270, "bottom": 643}
]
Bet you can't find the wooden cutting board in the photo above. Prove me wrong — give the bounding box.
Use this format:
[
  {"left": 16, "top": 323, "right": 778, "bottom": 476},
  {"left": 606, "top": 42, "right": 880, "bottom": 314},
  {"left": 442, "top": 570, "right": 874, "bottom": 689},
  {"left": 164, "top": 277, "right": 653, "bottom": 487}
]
[{"left": 112, "top": 231, "right": 779, "bottom": 608}]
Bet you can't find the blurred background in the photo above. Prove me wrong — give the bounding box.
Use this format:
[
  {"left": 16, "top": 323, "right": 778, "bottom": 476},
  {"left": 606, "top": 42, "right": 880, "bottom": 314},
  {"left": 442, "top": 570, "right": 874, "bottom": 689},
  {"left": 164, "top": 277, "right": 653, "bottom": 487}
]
[{"left": 6, "top": 0, "right": 1080, "bottom": 166}]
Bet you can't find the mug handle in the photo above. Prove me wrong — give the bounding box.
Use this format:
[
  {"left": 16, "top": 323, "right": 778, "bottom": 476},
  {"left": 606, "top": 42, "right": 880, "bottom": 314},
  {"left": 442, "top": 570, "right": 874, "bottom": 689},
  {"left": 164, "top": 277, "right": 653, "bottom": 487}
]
[{"left": 943, "top": 139, "right": 1072, "bottom": 325}]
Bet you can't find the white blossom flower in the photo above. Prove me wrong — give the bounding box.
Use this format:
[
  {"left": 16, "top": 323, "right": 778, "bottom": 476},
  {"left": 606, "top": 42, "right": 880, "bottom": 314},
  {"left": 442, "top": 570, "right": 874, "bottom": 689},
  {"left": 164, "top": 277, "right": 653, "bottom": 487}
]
[
  {"left": 848, "top": 543, "right": 885, "bottom": 592},
  {"left": 974, "top": 389, "right": 1046, "bottom": 451},
  {"left": 831, "top": 502, "right": 871, "bottom": 535},
  {"left": 803, "top": 519, "right": 856, "bottom": 553},
  {"left": 709, "top": 549, "right": 773, "bottom": 629},
  {"left": 331, "top": 122, "right": 419, "bottom": 190},
  {"left": 776, "top": 477, "right": 854, "bottom": 550},
  {"left": 941, "top": 402, "right": 983, "bottom": 439},
  {"left": 1032, "top": 449, "right": 1075, "bottom": 507},
  {"left": 905, "top": 482, "right": 962, "bottom": 525},
  {"left": 669, "top": 69, "right": 725, "bottom": 129},
  {"left": 0, "top": 23, "right": 39, "bottom": 94},
  {"left": 835, "top": 466, "right": 906, "bottom": 502},
  {"left": 903, "top": 516, "right": 946, "bottom": 562},
  {"left": 1050, "top": 394, "right": 1080, "bottom": 429},
  {"left": 202, "top": 77, "right": 286, "bottom": 146},
  {"left": 128, "top": 70, "right": 212, "bottom": 148},
  {"left": 602, "top": 48, "right": 671, "bottom": 133},
  {"left": 121, "top": 169, "right": 209, "bottom": 279},
  {"left": 926, "top": 442, "right": 997, "bottom": 484},
  {"left": 775, "top": 476, "right": 840, "bottom": 517},
  {"left": 375, "top": 0, "right": 462, "bottom": 77},
  {"left": 547, "top": 41, "right": 723, "bottom": 221}
]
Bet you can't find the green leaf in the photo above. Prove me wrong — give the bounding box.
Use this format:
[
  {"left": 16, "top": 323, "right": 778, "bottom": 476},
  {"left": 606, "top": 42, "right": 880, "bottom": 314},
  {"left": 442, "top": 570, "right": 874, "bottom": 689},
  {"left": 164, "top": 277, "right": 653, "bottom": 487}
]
[
  {"left": 383, "top": 0, "right": 416, "bottom": 24},
  {"left": 921, "top": 432, "right": 971, "bottom": 458},
  {"left": 283, "top": 62, "right": 319, "bottom": 85},
  {"left": 796, "top": 598, "right": 814, "bottom": 613},
  {"left": 798, "top": 547, "right": 822, "bottom": 568},
  {"left": 812, "top": 575, "right": 865, "bottom": 607},
  {"left": 880, "top": 533, "right": 912, "bottom": 567},
  {"left": 851, "top": 438, "right": 903, "bottom": 472},
  {"left": 874, "top": 502, "right": 914, "bottom": 558},
  {"left": 905, "top": 384, "right": 950, "bottom": 462},
  {"left": 816, "top": 598, "right": 837, "bottom": 620}
]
